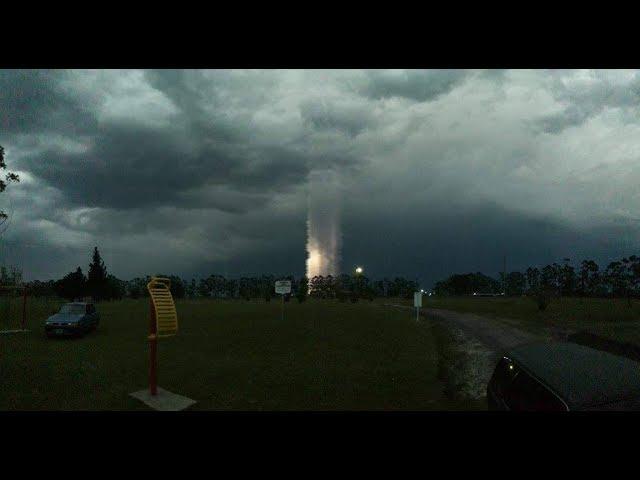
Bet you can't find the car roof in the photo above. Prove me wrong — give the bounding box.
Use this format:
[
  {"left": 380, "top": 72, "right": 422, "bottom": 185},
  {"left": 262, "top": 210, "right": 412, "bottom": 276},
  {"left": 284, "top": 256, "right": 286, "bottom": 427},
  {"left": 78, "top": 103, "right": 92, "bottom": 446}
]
[{"left": 507, "top": 342, "right": 640, "bottom": 409}]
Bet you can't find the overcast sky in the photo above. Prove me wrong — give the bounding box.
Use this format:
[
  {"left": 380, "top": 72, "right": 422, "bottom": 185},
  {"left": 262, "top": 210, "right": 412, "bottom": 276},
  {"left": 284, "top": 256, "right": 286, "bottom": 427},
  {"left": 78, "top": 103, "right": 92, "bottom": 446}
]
[{"left": 1, "top": 69, "right": 639, "bottom": 286}]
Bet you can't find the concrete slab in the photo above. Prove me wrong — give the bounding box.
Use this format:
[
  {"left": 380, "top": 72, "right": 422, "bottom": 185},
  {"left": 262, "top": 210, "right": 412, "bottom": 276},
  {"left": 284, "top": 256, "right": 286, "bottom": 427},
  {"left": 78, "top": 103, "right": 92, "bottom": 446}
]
[{"left": 130, "top": 387, "right": 196, "bottom": 411}]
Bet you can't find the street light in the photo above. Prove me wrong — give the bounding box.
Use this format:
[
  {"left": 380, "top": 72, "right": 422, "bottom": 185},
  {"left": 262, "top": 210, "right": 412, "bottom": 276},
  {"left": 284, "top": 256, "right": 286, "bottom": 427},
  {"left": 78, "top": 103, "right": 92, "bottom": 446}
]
[{"left": 355, "top": 266, "right": 363, "bottom": 274}]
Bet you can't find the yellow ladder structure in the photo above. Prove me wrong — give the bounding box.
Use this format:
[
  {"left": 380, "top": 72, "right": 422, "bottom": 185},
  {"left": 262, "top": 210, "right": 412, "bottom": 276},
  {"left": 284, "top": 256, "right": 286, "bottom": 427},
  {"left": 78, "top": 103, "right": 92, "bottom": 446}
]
[{"left": 147, "top": 277, "right": 178, "bottom": 337}]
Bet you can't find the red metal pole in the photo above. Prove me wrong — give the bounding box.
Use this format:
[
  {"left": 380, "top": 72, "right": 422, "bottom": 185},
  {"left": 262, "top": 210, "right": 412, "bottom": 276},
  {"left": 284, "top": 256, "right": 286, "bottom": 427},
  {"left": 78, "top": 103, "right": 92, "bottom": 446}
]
[
  {"left": 149, "top": 297, "right": 158, "bottom": 396},
  {"left": 21, "top": 288, "right": 27, "bottom": 330}
]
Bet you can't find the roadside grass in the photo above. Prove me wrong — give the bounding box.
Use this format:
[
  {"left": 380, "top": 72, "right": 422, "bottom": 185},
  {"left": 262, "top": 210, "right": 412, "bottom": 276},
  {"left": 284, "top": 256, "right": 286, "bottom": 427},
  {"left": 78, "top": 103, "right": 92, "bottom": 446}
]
[
  {"left": 379, "top": 295, "right": 640, "bottom": 355},
  {"left": 428, "top": 320, "right": 489, "bottom": 411},
  {"left": 0, "top": 297, "right": 479, "bottom": 410},
  {"left": 379, "top": 295, "right": 640, "bottom": 333}
]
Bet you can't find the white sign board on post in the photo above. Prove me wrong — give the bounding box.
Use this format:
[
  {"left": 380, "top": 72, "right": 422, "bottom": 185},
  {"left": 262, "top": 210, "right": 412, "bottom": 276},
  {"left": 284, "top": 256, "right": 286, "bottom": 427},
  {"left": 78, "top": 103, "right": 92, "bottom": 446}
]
[
  {"left": 414, "top": 291, "right": 422, "bottom": 322},
  {"left": 275, "top": 280, "right": 291, "bottom": 321},
  {"left": 414, "top": 292, "right": 422, "bottom": 308},
  {"left": 275, "top": 280, "right": 292, "bottom": 295}
]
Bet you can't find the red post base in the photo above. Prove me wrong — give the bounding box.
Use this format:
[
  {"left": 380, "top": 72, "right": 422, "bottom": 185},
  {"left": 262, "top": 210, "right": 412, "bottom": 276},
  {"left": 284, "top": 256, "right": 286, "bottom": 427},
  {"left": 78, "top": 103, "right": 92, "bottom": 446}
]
[
  {"left": 149, "top": 298, "right": 158, "bottom": 396},
  {"left": 149, "top": 334, "right": 158, "bottom": 396}
]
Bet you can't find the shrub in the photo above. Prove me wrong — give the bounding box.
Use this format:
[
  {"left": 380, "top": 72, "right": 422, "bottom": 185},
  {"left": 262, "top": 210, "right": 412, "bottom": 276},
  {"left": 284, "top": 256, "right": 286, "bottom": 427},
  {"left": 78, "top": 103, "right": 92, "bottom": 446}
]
[
  {"left": 350, "top": 290, "right": 359, "bottom": 303},
  {"left": 532, "top": 288, "right": 554, "bottom": 311}
]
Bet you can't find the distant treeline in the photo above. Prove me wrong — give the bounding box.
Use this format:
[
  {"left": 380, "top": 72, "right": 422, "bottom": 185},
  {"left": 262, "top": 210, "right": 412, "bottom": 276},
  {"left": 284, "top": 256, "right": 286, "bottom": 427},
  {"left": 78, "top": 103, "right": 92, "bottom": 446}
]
[
  {"left": 433, "top": 255, "right": 640, "bottom": 300},
  {"left": 14, "top": 246, "right": 421, "bottom": 303},
  {"left": 22, "top": 273, "right": 420, "bottom": 303}
]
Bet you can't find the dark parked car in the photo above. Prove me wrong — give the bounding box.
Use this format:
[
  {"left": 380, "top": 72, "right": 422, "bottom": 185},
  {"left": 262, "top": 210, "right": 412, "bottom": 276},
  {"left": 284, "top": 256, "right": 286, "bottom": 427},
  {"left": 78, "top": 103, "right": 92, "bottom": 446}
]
[
  {"left": 45, "top": 302, "right": 100, "bottom": 338},
  {"left": 488, "top": 342, "right": 640, "bottom": 411}
]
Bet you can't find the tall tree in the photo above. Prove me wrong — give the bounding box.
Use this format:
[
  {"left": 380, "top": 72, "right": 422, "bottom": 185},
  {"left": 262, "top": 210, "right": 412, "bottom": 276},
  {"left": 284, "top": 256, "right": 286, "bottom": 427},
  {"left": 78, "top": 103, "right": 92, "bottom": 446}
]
[
  {"left": 296, "top": 276, "right": 308, "bottom": 303},
  {"left": 0, "top": 145, "right": 20, "bottom": 227},
  {"left": 525, "top": 267, "right": 540, "bottom": 293},
  {"left": 87, "top": 246, "right": 108, "bottom": 301},
  {"left": 604, "top": 261, "right": 627, "bottom": 298},
  {"left": 505, "top": 271, "right": 526, "bottom": 296},
  {"left": 155, "top": 274, "right": 186, "bottom": 299},
  {"left": 0, "top": 265, "right": 22, "bottom": 286},
  {"left": 579, "top": 260, "right": 600, "bottom": 296},
  {"left": 628, "top": 255, "right": 640, "bottom": 302},
  {"left": 55, "top": 267, "right": 87, "bottom": 301},
  {"left": 541, "top": 264, "right": 560, "bottom": 292},
  {"left": 559, "top": 258, "right": 576, "bottom": 296},
  {"left": 105, "top": 274, "right": 126, "bottom": 300}
]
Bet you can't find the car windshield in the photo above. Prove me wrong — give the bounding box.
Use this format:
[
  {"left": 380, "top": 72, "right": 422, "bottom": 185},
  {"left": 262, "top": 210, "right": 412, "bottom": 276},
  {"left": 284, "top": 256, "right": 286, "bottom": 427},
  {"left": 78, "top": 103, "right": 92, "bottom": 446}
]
[{"left": 59, "top": 304, "right": 86, "bottom": 315}]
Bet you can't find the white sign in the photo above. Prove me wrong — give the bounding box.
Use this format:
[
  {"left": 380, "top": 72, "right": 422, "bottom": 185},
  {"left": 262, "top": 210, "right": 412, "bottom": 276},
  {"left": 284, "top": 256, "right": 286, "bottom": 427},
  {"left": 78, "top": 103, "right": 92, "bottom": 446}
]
[
  {"left": 275, "top": 280, "right": 292, "bottom": 295},
  {"left": 414, "top": 291, "right": 422, "bottom": 308}
]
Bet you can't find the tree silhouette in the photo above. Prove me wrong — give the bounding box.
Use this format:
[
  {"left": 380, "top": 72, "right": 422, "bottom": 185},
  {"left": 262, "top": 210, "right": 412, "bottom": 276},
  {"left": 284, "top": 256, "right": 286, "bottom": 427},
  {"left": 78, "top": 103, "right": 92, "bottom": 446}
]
[
  {"left": 87, "top": 246, "right": 108, "bottom": 301},
  {"left": 0, "top": 145, "right": 20, "bottom": 227},
  {"left": 559, "top": 258, "right": 576, "bottom": 296},
  {"left": 55, "top": 267, "right": 87, "bottom": 301},
  {"left": 296, "top": 276, "right": 308, "bottom": 303},
  {"left": 525, "top": 267, "right": 540, "bottom": 293}
]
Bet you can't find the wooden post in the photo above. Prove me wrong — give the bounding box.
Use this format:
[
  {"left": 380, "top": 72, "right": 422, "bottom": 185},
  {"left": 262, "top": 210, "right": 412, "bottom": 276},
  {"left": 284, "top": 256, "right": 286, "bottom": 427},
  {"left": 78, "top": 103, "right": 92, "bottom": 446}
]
[{"left": 149, "top": 297, "right": 158, "bottom": 396}]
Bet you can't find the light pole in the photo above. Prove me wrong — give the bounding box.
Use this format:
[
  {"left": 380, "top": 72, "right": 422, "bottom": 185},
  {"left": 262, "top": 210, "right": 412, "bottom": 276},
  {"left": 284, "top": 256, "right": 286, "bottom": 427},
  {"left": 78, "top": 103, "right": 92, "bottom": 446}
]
[{"left": 354, "top": 267, "right": 364, "bottom": 301}]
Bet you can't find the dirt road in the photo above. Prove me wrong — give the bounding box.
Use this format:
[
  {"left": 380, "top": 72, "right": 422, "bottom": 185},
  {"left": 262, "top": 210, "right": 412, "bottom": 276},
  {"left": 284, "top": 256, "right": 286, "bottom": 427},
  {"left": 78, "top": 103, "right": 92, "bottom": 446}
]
[{"left": 426, "top": 308, "right": 542, "bottom": 354}]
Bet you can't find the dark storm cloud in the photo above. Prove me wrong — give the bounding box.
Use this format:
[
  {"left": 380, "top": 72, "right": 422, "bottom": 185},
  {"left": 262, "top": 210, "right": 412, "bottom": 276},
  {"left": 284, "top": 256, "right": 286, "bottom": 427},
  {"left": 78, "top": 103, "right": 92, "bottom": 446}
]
[
  {"left": 14, "top": 70, "right": 363, "bottom": 214},
  {"left": 142, "top": 69, "right": 279, "bottom": 145},
  {"left": 341, "top": 201, "right": 640, "bottom": 288},
  {"left": 19, "top": 124, "right": 354, "bottom": 211},
  {"left": 3, "top": 69, "right": 640, "bottom": 282},
  {"left": 299, "top": 100, "right": 376, "bottom": 137},
  {"left": 20, "top": 125, "right": 248, "bottom": 210},
  {"left": 360, "top": 69, "right": 469, "bottom": 102},
  {"left": 535, "top": 71, "right": 640, "bottom": 134},
  {"left": 0, "top": 70, "right": 96, "bottom": 136}
]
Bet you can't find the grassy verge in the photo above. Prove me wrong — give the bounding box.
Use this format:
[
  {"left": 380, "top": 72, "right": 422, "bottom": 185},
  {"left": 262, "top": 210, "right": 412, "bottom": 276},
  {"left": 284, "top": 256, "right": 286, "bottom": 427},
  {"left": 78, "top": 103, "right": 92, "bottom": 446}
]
[
  {"left": 379, "top": 296, "right": 640, "bottom": 334},
  {"left": 380, "top": 295, "right": 640, "bottom": 362},
  {"left": 2, "top": 297, "right": 467, "bottom": 410},
  {"left": 428, "top": 320, "right": 489, "bottom": 411}
]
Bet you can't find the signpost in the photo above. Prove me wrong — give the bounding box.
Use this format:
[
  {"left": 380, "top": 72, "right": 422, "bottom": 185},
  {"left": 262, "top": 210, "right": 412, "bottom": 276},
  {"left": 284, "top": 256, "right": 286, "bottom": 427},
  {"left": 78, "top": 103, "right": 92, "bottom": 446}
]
[
  {"left": 414, "top": 291, "right": 423, "bottom": 322},
  {"left": 275, "top": 280, "right": 291, "bottom": 321}
]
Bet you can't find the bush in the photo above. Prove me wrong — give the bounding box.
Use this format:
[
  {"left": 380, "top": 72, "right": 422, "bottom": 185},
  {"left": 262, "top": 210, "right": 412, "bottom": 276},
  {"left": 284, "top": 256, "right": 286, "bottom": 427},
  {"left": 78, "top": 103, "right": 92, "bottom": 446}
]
[
  {"left": 350, "top": 290, "right": 359, "bottom": 303},
  {"left": 532, "top": 288, "right": 554, "bottom": 311}
]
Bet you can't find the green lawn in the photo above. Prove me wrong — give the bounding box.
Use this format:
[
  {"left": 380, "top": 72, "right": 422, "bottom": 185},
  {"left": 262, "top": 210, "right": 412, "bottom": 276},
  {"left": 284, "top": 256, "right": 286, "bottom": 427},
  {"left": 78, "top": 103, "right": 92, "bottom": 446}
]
[{"left": 0, "top": 297, "right": 477, "bottom": 410}]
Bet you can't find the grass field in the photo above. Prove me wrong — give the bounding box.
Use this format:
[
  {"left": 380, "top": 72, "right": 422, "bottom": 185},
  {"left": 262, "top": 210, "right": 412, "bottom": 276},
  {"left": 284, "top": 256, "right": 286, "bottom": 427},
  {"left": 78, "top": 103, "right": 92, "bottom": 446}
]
[
  {"left": 380, "top": 295, "right": 640, "bottom": 352},
  {"left": 382, "top": 295, "right": 640, "bottom": 331},
  {"left": 0, "top": 297, "right": 480, "bottom": 410}
]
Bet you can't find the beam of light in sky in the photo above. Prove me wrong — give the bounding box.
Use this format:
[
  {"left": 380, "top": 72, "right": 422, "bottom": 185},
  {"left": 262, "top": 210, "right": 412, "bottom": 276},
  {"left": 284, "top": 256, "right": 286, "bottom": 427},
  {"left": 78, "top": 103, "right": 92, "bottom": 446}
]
[{"left": 306, "top": 169, "right": 342, "bottom": 279}]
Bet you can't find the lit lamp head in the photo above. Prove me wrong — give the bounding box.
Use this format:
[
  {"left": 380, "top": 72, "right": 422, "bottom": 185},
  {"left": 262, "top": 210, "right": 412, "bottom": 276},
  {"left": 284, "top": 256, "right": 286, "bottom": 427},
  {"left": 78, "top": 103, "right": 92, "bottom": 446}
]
[{"left": 355, "top": 266, "right": 363, "bottom": 275}]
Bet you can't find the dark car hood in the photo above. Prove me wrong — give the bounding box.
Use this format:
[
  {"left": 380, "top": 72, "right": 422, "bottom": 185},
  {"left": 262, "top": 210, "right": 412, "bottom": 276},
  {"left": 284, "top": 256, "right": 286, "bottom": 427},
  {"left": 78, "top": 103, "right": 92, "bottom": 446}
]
[
  {"left": 46, "top": 313, "right": 83, "bottom": 324},
  {"left": 508, "top": 342, "right": 640, "bottom": 409}
]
